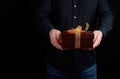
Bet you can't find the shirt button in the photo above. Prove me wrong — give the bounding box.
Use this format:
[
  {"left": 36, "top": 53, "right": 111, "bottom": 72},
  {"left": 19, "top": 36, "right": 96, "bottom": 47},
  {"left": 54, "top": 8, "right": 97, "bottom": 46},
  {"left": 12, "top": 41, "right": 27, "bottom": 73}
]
[
  {"left": 74, "top": 5, "right": 77, "bottom": 8},
  {"left": 74, "top": 16, "right": 76, "bottom": 19}
]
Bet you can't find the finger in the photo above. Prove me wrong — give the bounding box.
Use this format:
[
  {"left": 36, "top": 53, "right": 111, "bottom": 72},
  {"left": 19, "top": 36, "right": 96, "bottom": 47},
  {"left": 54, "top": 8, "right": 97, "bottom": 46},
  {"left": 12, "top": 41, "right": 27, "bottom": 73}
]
[
  {"left": 50, "top": 29, "right": 63, "bottom": 50},
  {"left": 93, "top": 36, "right": 101, "bottom": 48},
  {"left": 93, "top": 33, "right": 98, "bottom": 42},
  {"left": 55, "top": 31, "right": 63, "bottom": 50},
  {"left": 54, "top": 39, "right": 63, "bottom": 50},
  {"left": 55, "top": 35, "right": 63, "bottom": 50},
  {"left": 51, "top": 35, "right": 63, "bottom": 50},
  {"left": 57, "top": 33, "right": 62, "bottom": 45}
]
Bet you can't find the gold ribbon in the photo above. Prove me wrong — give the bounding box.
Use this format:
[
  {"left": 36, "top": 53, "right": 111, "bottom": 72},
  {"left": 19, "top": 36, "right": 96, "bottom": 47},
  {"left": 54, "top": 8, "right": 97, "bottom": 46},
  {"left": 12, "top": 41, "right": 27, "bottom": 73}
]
[
  {"left": 74, "top": 25, "right": 82, "bottom": 48},
  {"left": 67, "top": 22, "right": 90, "bottom": 49},
  {"left": 74, "top": 22, "right": 90, "bottom": 48}
]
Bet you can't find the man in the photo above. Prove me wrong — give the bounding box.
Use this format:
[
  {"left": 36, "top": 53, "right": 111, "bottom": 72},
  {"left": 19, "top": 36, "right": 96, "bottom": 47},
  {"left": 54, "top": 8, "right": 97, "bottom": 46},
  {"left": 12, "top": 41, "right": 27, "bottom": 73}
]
[{"left": 35, "top": 0, "right": 114, "bottom": 79}]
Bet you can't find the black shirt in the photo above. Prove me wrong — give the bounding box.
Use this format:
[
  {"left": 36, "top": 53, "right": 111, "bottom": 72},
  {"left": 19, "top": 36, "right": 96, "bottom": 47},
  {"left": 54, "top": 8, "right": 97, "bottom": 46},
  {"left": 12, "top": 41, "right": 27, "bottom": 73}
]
[{"left": 35, "top": 0, "right": 114, "bottom": 72}]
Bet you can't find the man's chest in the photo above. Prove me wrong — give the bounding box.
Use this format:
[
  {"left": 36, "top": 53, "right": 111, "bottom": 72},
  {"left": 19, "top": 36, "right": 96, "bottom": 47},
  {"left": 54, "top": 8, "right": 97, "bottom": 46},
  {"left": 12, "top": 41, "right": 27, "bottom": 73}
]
[{"left": 51, "top": 0, "right": 98, "bottom": 10}]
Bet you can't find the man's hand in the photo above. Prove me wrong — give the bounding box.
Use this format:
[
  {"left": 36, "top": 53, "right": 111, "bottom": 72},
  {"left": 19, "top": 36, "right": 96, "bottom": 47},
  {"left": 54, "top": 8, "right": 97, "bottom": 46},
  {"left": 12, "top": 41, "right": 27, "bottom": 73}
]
[
  {"left": 49, "top": 29, "right": 63, "bottom": 50},
  {"left": 93, "top": 30, "right": 103, "bottom": 49}
]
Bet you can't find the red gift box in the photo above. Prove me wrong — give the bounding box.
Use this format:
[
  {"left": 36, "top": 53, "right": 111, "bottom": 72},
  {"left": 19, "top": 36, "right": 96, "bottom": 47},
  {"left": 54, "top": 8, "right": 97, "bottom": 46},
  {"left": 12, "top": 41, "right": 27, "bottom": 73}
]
[{"left": 60, "top": 23, "right": 94, "bottom": 50}]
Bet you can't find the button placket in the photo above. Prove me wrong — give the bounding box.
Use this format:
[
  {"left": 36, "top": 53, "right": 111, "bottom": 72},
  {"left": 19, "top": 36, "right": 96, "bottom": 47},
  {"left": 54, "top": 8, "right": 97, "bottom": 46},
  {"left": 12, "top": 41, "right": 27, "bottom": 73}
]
[{"left": 72, "top": 0, "right": 78, "bottom": 27}]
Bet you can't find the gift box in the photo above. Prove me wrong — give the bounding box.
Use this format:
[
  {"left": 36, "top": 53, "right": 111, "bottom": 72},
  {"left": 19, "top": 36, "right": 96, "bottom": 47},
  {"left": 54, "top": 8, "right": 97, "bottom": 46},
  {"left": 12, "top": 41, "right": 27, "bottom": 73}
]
[{"left": 60, "top": 23, "right": 94, "bottom": 50}]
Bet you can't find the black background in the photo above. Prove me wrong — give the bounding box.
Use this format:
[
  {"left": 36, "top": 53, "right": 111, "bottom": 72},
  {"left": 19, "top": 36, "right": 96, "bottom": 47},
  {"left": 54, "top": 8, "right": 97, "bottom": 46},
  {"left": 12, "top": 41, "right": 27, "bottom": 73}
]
[{"left": 0, "top": 0, "right": 120, "bottom": 79}]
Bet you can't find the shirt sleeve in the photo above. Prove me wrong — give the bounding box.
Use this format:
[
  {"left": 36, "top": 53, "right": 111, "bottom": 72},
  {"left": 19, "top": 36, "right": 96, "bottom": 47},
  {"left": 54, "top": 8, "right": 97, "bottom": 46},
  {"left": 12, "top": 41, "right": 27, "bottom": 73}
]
[
  {"left": 34, "top": 0, "right": 54, "bottom": 39},
  {"left": 97, "top": 0, "right": 114, "bottom": 37}
]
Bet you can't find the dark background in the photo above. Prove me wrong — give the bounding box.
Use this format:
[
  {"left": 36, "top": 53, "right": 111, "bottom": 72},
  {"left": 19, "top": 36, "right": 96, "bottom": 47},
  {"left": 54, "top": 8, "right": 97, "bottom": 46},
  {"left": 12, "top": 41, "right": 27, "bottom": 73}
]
[{"left": 0, "top": 0, "right": 120, "bottom": 79}]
